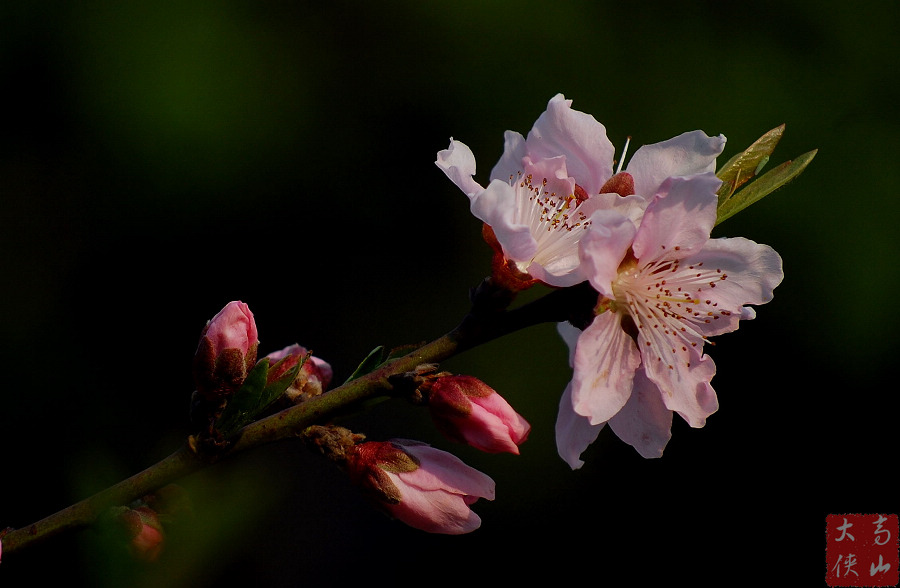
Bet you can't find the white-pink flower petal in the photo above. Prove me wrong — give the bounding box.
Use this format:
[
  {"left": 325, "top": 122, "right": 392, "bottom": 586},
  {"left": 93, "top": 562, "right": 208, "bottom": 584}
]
[
  {"left": 469, "top": 178, "right": 538, "bottom": 262},
  {"left": 397, "top": 441, "right": 497, "bottom": 500},
  {"left": 679, "top": 237, "right": 784, "bottom": 337},
  {"left": 626, "top": 130, "right": 726, "bottom": 198},
  {"left": 640, "top": 346, "right": 718, "bottom": 428},
  {"left": 435, "top": 139, "right": 484, "bottom": 199},
  {"left": 607, "top": 368, "right": 673, "bottom": 458},
  {"left": 571, "top": 311, "right": 643, "bottom": 425},
  {"left": 489, "top": 130, "right": 528, "bottom": 184},
  {"left": 555, "top": 382, "right": 604, "bottom": 470},
  {"left": 385, "top": 474, "right": 484, "bottom": 534},
  {"left": 580, "top": 208, "right": 638, "bottom": 298},
  {"left": 631, "top": 173, "right": 721, "bottom": 265},
  {"left": 557, "top": 320, "right": 581, "bottom": 367},
  {"left": 524, "top": 93, "right": 615, "bottom": 195},
  {"left": 467, "top": 394, "right": 531, "bottom": 454}
]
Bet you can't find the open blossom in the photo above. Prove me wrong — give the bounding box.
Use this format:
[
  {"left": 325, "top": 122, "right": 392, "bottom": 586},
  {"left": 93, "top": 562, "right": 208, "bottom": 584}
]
[
  {"left": 435, "top": 93, "right": 725, "bottom": 288},
  {"left": 426, "top": 374, "right": 530, "bottom": 454},
  {"left": 345, "top": 439, "right": 495, "bottom": 534},
  {"left": 556, "top": 172, "right": 783, "bottom": 467}
]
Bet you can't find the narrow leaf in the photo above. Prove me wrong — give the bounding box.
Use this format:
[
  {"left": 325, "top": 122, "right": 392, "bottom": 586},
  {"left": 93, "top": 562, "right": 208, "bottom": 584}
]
[
  {"left": 215, "top": 360, "right": 270, "bottom": 436},
  {"left": 716, "top": 149, "right": 818, "bottom": 225},
  {"left": 216, "top": 356, "right": 302, "bottom": 437},
  {"left": 716, "top": 124, "right": 785, "bottom": 207},
  {"left": 343, "top": 345, "right": 386, "bottom": 384}
]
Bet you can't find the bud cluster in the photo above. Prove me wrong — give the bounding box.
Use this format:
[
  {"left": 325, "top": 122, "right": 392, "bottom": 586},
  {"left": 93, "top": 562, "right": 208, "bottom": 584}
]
[{"left": 189, "top": 301, "right": 333, "bottom": 448}]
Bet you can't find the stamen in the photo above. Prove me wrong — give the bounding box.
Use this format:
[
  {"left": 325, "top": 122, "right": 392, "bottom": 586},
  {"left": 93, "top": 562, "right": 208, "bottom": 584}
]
[
  {"left": 612, "top": 253, "right": 733, "bottom": 371},
  {"left": 507, "top": 170, "right": 593, "bottom": 270},
  {"left": 615, "top": 136, "right": 632, "bottom": 174}
]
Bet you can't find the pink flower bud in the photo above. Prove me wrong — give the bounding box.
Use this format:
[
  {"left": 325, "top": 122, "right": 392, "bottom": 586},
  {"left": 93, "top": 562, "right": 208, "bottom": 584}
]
[
  {"left": 264, "top": 343, "right": 333, "bottom": 403},
  {"left": 119, "top": 506, "right": 164, "bottom": 562},
  {"left": 192, "top": 301, "right": 259, "bottom": 401},
  {"left": 427, "top": 375, "right": 531, "bottom": 454},
  {"left": 345, "top": 439, "right": 495, "bottom": 535}
]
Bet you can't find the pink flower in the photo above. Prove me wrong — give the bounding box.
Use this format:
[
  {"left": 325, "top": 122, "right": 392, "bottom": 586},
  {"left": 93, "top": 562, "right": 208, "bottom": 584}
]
[
  {"left": 556, "top": 172, "right": 783, "bottom": 466},
  {"left": 436, "top": 93, "right": 725, "bottom": 289},
  {"left": 427, "top": 375, "right": 530, "bottom": 454},
  {"left": 192, "top": 301, "right": 259, "bottom": 401},
  {"left": 265, "top": 343, "right": 334, "bottom": 402},
  {"left": 346, "top": 439, "right": 495, "bottom": 534}
]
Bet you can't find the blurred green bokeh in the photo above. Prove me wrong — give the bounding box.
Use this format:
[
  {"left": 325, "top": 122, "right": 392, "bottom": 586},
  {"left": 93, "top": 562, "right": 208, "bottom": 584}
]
[{"left": 2, "top": 1, "right": 897, "bottom": 585}]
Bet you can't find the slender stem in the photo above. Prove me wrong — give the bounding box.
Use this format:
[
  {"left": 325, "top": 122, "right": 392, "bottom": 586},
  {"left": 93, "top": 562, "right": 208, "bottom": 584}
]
[
  {"left": 229, "top": 326, "right": 465, "bottom": 452},
  {"left": 0, "top": 280, "right": 597, "bottom": 556},
  {"left": 1, "top": 444, "right": 204, "bottom": 555}
]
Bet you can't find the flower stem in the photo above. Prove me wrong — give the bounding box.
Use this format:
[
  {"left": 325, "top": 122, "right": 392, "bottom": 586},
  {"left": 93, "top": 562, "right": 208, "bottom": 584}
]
[
  {"left": 1, "top": 444, "right": 204, "bottom": 555},
  {"left": 0, "top": 280, "right": 596, "bottom": 556}
]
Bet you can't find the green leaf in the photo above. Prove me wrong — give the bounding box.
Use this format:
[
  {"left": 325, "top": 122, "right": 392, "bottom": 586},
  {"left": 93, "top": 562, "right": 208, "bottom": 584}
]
[
  {"left": 716, "top": 149, "right": 818, "bottom": 225},
  {"left": 340, "top": 343, "right": 422, "bottom": 388},
  {"left": 342, "top": 345, "right": 386, "bottom": 384},
  {"left": 216, "top": 356, "right": 302, "bottom": 437},
  {"left": 716, "top": 124, "right": 785, "bottom": 208}
]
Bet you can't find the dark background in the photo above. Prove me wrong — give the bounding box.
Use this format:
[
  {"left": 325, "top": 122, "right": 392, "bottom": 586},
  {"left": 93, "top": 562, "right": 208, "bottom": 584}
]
[{"left": 2, "top": 1, "right": 897, "bottom": 586}]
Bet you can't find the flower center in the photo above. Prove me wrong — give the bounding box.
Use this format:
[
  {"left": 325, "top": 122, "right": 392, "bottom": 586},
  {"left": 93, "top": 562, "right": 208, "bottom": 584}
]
[
  {"left": 611, "top": 253, "right": 732, "bottom": 370},
  {"left": 507, "top": 172, "right": 592, "bottom": 271}
]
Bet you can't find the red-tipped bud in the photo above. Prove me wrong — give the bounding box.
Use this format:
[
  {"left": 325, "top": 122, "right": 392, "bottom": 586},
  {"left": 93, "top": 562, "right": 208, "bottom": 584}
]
[
  {"left": 426, "top": 375, "right": 531, "bottom": 454},
  {"left": 345, "top": 439, "right": 495, "bottom": 535},
  {"left": 192, "top": 301, "right": 259, "bottom": 401},
  {"left": 118, "top": 506, "right": 164, "bottom": 562},
  {"left": 264, "top": 343, "right": 333, "bottom": 403}
]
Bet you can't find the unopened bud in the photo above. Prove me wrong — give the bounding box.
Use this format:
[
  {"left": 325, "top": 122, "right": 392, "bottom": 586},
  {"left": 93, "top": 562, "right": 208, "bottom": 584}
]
[
  {"left": 117, "top": 506, "right": 164, "bottom": 562},
  {"left": 426, "top": 374, "right": 530, "bottom": 454},
  {"left": 192, "top": 301, "right": 259, "bottom": 402},
  {"left": 265, "top": 343, "right": 333, "bottom": 404},
  {"left": 345, "top": 439, "right": 495, "bottom": 534}
]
